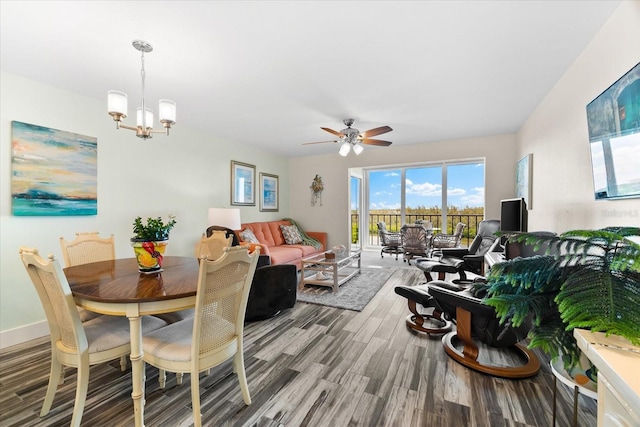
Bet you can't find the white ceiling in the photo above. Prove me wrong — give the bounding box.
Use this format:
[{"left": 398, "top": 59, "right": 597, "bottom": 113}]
[{"left": 0, "top": 1, "right": 621, "bottom": 158}]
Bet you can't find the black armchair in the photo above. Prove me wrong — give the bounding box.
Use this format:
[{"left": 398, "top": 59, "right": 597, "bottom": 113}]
[{"left": 245, "top": 255, "right": 297, "bottom": 322}]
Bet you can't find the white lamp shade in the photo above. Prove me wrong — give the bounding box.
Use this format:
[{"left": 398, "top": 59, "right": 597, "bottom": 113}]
[
  {"left": 352, "top": 143, "right": 364, "bottom": 155},
  {"left": 339, "top": 142, "right": 351, "bottom": 156},
  {"left": 136, "top": 107, "right": 154, "bottom": 129},
  {"left": 208, "top": 208, "right": 241, "bottom": 230},
  {"left": 107, "top": 90, "right": 128, "bottom": 116},
  {"left": 159, "top": 99, "right": 176, "bottom": 124}
]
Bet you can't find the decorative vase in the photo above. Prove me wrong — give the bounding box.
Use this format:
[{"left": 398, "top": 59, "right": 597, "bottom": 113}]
[{"left": 131, "top": 240, "right": 168, "bottom": 273}]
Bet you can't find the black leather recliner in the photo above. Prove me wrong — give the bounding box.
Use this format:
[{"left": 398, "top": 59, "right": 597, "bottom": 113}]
[
  {"left": 425, "top": 232, "right": 557, "bottom": 379},
  {"left": 415, "top": 219, "right": 501, "bottom": 282},
  {"left": 427, "top": 280, "right": 540, "bottom": 378}
]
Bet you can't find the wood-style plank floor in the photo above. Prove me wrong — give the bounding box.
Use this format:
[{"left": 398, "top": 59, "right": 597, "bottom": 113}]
[{"left": 0, "top": 251, "right": 597, "bottom": 426}]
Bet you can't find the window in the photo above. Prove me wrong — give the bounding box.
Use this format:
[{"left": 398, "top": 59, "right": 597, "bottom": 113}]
[{"left": 363, "top": 160, "right": 485, "bottom": 247}]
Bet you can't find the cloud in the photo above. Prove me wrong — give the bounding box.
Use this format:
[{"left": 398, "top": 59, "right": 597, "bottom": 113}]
[
  {"left": 384, "top": 172, "right": 399, "bottom": 177},
  {"left": 447, "top": 187, "right": 466, "bottom": 196},
  {"left": 405, "top": 179, "right": 442, "bottom": 196}
]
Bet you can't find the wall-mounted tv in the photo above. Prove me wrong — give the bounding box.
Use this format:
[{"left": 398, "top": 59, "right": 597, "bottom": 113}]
[
  {"left": 586, "top": 62, "right": 640, "bottom": 200},
  {"left": 500, "top": 198, "right": 528, "bottom": 233}
]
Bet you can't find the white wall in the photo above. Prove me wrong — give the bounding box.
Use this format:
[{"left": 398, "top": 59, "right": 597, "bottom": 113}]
[
  {"left": 289, "top": 134, "right": 517, "bottom": 248},
  {"left": 0, "top": 71, "right": 290, "bottom": 345},
  {"left": 518, "top": 1, "right": 640, "bottom": 232}
]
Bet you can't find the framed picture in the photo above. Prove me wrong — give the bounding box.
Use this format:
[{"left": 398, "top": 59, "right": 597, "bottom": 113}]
[
  {"left": 11, "top": 121, "right": 97, "bottom": 216},
  {"left": 516, "top": 153, "right": 532, "bottom": 209},
  {"left": 260, "top": 173, "right": 279, "bottom": 212},
  {"left": 231, "top": 161, "right": 255, "bottom": 206}
]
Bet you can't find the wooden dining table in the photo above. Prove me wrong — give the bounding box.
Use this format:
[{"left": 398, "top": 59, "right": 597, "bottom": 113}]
[{"left": 64, "top": 256, "right": 199, "bottom": 427}]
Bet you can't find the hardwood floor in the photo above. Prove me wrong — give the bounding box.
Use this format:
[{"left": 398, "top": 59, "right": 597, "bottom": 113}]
[{"left": 0, "top": 250, "right": 597, "bottom": 426}]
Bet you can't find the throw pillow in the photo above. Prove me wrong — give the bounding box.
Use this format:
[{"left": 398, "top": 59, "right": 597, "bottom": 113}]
[
  {"left": 239, "top": 228, "right": 260, "bottom": 244},
  {"left": 280, "top": 225, "right": 302, "bottom": 245}
]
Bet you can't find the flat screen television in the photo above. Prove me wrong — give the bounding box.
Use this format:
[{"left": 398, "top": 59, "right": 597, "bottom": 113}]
[
  {"left": 586, "top": 62, "right": 640, "bottom": 200},
  {"left": 500, "top": 198, "right": 528, "bottom": 233}
]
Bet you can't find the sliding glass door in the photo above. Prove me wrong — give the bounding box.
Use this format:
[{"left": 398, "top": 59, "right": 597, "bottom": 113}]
[{"left": 365, "top": 160, "right": 485, "bottom": 248}]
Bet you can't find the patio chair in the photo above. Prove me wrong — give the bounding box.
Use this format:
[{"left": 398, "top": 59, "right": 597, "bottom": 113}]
[
  {"left": 400, "top": 223, "right": 432, "bottom": 265},
  {"left": 431, "top": 222, "right": 466, "bottom": 256},
  {"left": 377, "top": 221, "right": 402, "bottom": 260}
]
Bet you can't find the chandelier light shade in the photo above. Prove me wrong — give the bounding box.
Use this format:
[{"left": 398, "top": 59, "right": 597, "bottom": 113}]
[
  {"left": 107, "top": 40, "right": 176, "bottom": 139},
  {"left": 207, "top": 208, "right": 242, "bottom": 231}
]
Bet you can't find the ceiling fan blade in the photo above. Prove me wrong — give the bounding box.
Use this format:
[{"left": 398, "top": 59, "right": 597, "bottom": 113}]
[
  {"left": 361, "top": 139, "right": 392, "bottom": 146},
  {"left": 321, "top": 127, "right": 343, "bottom": 137},
  {"left": 359, "top": 125, "right": 392, "bottom": 138},
  {"left": 302, "top": 140, "right": 338, "bottom": 145}
]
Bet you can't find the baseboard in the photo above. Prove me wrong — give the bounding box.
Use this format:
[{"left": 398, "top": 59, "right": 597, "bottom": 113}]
[{"left": 0, "top": 321, "right": 49, "bottom": 350}]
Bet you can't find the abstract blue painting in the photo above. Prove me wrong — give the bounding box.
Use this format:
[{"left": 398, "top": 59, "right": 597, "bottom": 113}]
[{"left": 11, "top": 121, "right": 97, "bottom": 216}]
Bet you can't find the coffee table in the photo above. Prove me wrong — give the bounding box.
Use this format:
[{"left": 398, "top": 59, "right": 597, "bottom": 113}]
[{"left": 301, "top": 249, "right": 361, "bottom": 292}]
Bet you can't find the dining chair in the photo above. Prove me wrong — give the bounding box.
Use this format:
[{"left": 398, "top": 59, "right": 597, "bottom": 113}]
[
  {"left": 59, "top": 231, "right": 115, "bottom": 269},
  {"left": 19, "top": 247, "right": 168, "bottom": 427},
  {"left": 142, "top": 246, "right": 260, "bottom": 426},
  {"left": 59, "top": 231, "right": 129, "bottom": 371},
  {"left": 195, "top": 230, "right": 233, "bottom": 259},
  {"left": 156, "top": 231, "right": 235, "bottom": 386},
  {"left": 59, "top": 232, "right": 115, "bottom": 322}
]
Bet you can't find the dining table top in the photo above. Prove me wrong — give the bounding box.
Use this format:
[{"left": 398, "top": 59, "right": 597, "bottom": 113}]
[{"left": 64, "top": 256, "right": 200, "bottom": 304}]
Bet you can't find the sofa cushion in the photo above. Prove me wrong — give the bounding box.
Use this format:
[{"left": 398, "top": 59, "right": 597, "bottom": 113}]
[
  {"left": 267, "top": 246, "right": 304, "bottom": 265},
  {"left": 239, "top": 228, "right": 260, "bottom": 243},
  {"left": 280, "top": 225, "right": 302, "bottom": 245},
  {"left": 287, "top": 244, "right": 322, "bottom": 257}
]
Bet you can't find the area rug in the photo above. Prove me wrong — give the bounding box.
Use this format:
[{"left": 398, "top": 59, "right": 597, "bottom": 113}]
[{"left": 297, "top": 267, "right": 419, "bottom": 311}]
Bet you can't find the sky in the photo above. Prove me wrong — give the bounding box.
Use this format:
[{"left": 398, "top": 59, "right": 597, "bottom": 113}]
[{"left": 363, "top": 163, "right": 485, "bottom": 211}]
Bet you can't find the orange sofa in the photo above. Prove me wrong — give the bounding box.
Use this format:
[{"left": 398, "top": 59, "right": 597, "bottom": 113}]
[{"left": 236, "top": 220, "right": 327, "bottom": 270}]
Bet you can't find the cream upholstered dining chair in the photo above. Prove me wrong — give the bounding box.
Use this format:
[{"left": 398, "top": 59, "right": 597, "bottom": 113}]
[
  {"left": 156, "top": 231, "right": 235, "bottom": 386},
  {"left": 142, "top": 246, "right": 260, "bottom": 426},
  {"left": 19, "top": 247, "right": 168, "bottom": 427},
  {"left": 59, "top": 231, "right": 129, "bottom": 371},
  {"left": 59, "top": 232, "right": 115, "bottom": 323},
  {"left": 59, "top": 231, "right": 115, "bottom": 269},
  {"left": 195, "top": 230, "right": 233, "bottom": 259}
]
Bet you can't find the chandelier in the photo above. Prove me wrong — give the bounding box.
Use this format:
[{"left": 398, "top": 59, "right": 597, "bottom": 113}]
[{"left": 107, "top": 40, "right": 176, "bottom": 139}]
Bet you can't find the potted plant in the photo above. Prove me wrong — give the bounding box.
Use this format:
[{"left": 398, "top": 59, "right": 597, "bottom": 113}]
[
  {"left": 478, "top": 226, "right": 640, "bottom": 374},
  {"left": 131, "top": 215, "right": 176, "bottom": 273}
]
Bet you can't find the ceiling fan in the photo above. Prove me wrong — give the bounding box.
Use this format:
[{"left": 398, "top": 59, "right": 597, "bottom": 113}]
[{"left": 303, "top": 119, "right": 393, "bottom": 156}]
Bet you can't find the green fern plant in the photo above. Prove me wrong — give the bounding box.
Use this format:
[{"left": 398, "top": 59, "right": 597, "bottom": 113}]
[
  {"left": 131, "top": 215, "right": 177, "bottom": 241},
  {"left": 479, "top": 226, "right": 640, "bottom": 371}
]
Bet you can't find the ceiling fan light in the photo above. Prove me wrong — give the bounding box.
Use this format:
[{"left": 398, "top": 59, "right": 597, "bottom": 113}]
[
  {"left": 352, "top": 143, "right": 364, "bottom": 155},
  {"left": 339, "top": 142, "right": 351, "bottom": 156}
]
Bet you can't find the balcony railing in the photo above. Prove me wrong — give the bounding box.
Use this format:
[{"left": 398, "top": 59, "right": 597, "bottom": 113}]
[{"left": 351, "top": 213, "right": 485, "bottom": 248}]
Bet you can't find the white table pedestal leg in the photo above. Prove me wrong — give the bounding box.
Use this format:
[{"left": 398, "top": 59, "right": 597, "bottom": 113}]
[{"left": 127, "top": 306, "right": 145, "bottom": 427}]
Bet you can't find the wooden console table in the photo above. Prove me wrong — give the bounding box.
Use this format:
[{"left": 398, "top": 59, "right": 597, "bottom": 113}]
[{"left": 574, "top": 329, "right": 640, "bottom": 426}]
